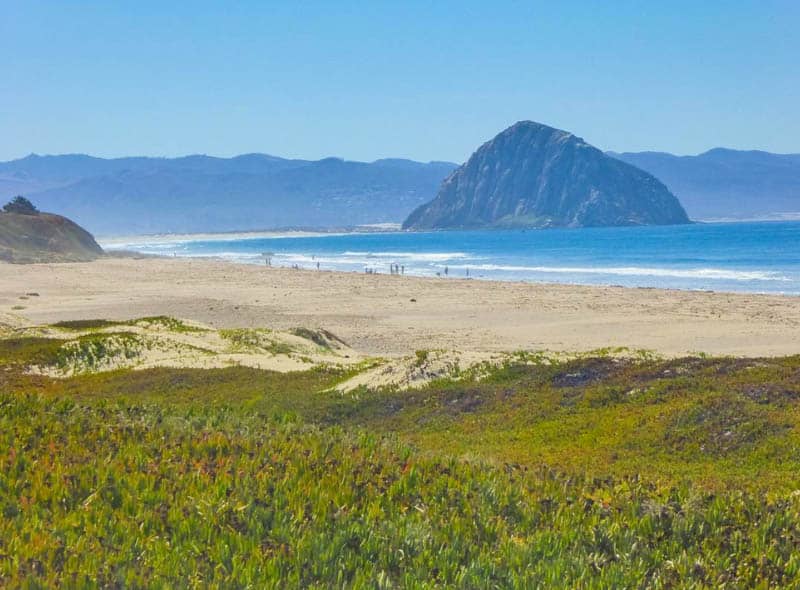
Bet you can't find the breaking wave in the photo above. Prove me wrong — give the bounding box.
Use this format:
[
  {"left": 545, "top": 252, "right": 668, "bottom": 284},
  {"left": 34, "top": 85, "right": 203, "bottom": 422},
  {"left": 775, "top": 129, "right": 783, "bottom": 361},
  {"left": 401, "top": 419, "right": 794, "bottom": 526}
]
[{"left": 450, "top": 264, "right": 790, "bottom": 282}]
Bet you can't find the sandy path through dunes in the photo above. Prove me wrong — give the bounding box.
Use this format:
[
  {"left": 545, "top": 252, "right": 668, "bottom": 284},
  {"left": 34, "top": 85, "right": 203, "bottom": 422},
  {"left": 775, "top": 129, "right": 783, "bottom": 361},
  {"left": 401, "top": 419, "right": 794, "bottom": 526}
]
[{"left": 1, "top": 257, "right": 799, "bottom": 358}]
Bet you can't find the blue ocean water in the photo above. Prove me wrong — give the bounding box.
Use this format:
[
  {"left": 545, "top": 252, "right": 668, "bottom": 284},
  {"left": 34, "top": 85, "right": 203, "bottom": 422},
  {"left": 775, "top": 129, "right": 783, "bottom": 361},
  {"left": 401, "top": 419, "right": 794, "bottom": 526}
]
[{"left": 103, "top": 221, "right": 800, "bottom": 295}]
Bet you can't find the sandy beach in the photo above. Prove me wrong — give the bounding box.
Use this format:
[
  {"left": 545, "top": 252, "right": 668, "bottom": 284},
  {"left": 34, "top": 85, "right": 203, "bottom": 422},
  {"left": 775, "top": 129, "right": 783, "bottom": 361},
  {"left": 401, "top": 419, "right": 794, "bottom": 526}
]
[{"left": 1, "top": 256, "right": 799, "bottom": 358}]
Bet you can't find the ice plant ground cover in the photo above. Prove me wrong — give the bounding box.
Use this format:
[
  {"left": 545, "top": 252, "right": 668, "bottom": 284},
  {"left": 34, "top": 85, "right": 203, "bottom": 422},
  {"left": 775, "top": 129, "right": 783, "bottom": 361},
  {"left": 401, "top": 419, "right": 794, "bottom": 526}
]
[{"left": 2, "top": 319, "right": 800, "bottom": 587}]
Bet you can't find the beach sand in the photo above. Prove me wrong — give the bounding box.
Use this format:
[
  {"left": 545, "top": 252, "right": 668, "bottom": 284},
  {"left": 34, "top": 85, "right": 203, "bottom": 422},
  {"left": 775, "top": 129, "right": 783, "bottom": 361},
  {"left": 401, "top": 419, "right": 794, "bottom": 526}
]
[{"left": 1, "top": 257, "right": 799, "bottom": 358}]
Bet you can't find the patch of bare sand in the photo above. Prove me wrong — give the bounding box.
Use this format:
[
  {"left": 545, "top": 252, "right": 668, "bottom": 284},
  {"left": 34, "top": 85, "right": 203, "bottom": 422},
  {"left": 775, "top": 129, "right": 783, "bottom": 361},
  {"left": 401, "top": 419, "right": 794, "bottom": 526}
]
[{"left": 336, "top": 350, "right": 509, "bottom": 393}]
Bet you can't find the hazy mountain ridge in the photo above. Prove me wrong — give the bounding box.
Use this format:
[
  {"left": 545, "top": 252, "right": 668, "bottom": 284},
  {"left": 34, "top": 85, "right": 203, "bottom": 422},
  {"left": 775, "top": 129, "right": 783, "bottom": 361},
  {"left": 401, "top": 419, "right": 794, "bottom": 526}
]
[
  {"left": 3, "top": 142, "right": 800, "bottom": 235},
  {"left": 404, "top": 121, "right": 689, "bottom": 230},
  {"left": 609, "top": 148, "right": 800, "bottom": 220},
  {"left": 0, "top": 153, "right": 457, "bottom": 235}
]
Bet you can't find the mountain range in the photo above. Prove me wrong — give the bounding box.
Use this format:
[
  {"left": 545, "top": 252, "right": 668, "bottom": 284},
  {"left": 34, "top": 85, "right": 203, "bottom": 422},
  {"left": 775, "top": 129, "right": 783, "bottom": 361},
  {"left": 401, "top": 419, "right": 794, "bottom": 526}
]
[
  {"left": 609, "top": 149, "right": 800, "bottom": 221},
  {"left": 1, "top": 138, "right": 799, "bottom": 235},
  {"left": 0, "top": 154, "right": 456, "bottom": 235},
  {"left": 404, "top": 121, "right": 689, "bottom": 230}
]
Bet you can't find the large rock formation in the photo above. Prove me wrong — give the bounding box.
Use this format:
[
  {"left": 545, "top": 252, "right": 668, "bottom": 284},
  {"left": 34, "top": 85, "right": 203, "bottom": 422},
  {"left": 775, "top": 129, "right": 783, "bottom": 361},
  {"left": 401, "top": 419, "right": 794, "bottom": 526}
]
[
  {"left": 0, "top": 197, "right": 104, "bottom": 263},
  {"left": 403, "top": 121, "right": 690, "bottom": 230}
]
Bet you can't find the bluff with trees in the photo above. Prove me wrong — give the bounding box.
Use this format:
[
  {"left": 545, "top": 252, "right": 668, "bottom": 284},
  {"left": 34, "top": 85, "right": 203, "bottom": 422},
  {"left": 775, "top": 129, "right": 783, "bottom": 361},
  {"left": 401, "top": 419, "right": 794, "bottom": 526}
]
[{"left": 0, "top": 196, "right": 104, "bottom": 263}]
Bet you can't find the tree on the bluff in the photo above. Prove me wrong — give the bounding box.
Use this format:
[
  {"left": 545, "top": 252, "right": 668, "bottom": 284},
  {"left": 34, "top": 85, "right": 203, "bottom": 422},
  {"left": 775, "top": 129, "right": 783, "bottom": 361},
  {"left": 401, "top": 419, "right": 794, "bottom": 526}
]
[{"left": 2, "top": 196, "right": 38, "bottom": 215}]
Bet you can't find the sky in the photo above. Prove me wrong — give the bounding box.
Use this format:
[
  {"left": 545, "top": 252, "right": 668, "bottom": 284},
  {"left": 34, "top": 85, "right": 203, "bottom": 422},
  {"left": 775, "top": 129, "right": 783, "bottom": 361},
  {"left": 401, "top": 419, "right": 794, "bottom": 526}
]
[{"left": 2, "top": 1, "right": 799, "bottom": 163}]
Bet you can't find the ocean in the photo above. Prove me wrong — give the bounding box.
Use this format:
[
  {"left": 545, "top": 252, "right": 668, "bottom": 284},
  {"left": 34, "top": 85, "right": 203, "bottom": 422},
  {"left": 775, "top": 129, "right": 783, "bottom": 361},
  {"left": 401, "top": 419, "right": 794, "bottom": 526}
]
[{"left": 102, "top": 221, "right": 800, "bottom": 295}]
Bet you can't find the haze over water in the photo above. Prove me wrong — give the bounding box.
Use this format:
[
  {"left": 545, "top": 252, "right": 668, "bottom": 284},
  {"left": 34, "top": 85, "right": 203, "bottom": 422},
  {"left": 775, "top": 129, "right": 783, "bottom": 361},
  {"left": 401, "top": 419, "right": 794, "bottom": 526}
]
[{"left": 105, "top": 221, "right": 800, "bottom": 295}]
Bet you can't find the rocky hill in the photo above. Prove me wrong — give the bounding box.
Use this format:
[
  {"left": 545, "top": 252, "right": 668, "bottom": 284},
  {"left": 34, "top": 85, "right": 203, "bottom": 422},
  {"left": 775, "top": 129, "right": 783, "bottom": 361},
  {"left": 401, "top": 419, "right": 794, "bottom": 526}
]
[
  {"left": 403, "top": 121, "right": 690, "bottom": 230},
  {"left": 0, "top": 197, "right": 104, "bottom": 263}
]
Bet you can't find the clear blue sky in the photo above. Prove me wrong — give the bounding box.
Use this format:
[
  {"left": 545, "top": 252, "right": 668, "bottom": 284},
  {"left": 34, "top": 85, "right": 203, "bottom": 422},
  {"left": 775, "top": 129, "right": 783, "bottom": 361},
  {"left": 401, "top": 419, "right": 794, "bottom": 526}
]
[{"left": 2, "top": 1, "right": 798, "bottom": 163}]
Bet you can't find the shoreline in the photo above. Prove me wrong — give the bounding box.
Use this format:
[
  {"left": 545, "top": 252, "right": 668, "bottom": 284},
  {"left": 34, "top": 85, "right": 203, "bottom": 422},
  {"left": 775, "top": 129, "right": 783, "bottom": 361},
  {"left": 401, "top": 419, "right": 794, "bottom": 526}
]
[
  {"left": 2, "top": 256, "right": 800, "bottom": 358},
  {"left": 109, "top": 250, "right": 800, "bottom": 299}
]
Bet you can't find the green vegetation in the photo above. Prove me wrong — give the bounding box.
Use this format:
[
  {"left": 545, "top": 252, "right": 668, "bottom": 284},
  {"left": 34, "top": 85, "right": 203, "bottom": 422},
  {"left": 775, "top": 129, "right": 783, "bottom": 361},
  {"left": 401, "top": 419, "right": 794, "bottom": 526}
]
[
  {"left": 51, "top": 319, "right": 121, "bottom": 330},
  {"left": 52, "top": 316, "right": 205, "bottom": 333},
  {"left": 22, "top": 330, "right": 171, "bottom": 376},
  {"left": 6, "top": 393, "right": 800, "bottom": 588},
  {"left": 130, "top": 316, "right": 207, "bottom": 333},
  {"left": 220, "top": 328, "right": 295, "bottom": 356},
  {"left": 51, "top": 332, "right": 144, "bottom": 373},
  {"left": 3, "top": 323, "right": 800, "bottom": 586}
]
